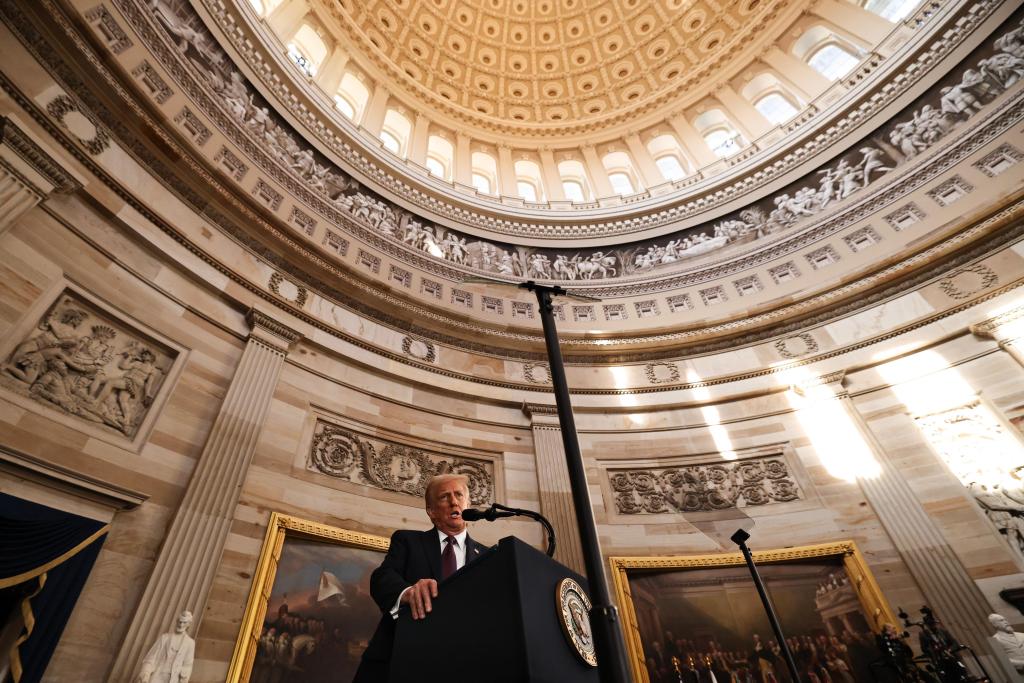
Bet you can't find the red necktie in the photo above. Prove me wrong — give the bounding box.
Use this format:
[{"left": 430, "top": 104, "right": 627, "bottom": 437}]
[{"left": 442, "top": 535, "right": 457, "bottom": 579}]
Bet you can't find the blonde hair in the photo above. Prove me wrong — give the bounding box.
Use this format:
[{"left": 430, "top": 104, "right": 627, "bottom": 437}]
[{"left": 424, "top": 473, "right": 469, "bottom": 506}]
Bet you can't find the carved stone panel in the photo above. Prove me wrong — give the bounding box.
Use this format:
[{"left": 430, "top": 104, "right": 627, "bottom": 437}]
[
  {"left": 308, "top": 421, "right": 495, "bottom": 505},
  {"left": 1, "top": 290, "right": 177, "bottom": 438},
  {"left": 608, "top": 455, "right": 801, "bottom": 515}
]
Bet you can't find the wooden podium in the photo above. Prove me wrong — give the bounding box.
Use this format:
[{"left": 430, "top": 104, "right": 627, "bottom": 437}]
[{"left": 389, "top": 536, "right": 601, "bottom": 683}]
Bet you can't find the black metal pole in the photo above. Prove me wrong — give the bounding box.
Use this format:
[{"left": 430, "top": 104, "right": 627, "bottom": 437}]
[
  {"left": 731, "top": 529, "right": 801, "bottom": 682},
  {"left": 526, "top": 282, "right": 631, "bottom": 683}
]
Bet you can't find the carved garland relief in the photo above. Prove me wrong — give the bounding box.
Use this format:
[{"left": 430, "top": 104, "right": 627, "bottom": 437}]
[
  {"left": 608, "top": 455, "right": 801, "bottom": 514},
  {"left": 0, "top": 291, "right": 176, "bottom": 438},
  {"left": 308, "top": 421, "right": 495, "bottom": 505}
]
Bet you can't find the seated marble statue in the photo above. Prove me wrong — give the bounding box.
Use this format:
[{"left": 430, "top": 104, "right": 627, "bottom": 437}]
[{"left": 990, "top": 613, "right": 1024, "bottom": 672}]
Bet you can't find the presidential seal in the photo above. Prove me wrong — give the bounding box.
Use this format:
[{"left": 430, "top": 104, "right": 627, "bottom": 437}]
[{"left": 556, "top": 577, "right": 597, "bottom": 667}]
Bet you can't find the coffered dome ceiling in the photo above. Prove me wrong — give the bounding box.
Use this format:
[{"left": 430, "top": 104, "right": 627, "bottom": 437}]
[{"left": 323, "top": 0, "right": 789, "bottom": 135}]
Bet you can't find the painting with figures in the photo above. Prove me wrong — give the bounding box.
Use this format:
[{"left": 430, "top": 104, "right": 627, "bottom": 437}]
[
  {"left": 232, "top": 515, "right": 388, "bottom": 683},
  {"left": 611, "top": 542, "right": 896, "bottom": 683}
]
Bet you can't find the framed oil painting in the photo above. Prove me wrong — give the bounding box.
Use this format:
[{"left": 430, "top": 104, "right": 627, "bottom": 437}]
[
  {"left": 610, "top": 541, "right": 897, "bottom": 683},
  {"left": 227, "top": 512, "right": 389, "bottom": 683}
]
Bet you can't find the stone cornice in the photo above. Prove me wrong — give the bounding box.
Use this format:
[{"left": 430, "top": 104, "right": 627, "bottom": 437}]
[
  {"left": 246, "top": 307, "right": 302, "bottom": 350},
  {"left": 0, "top": 115, "right": 81, "bottom": 194},
  {"left": 969, "top": 305, "right": 1024, "bottom": 339}
]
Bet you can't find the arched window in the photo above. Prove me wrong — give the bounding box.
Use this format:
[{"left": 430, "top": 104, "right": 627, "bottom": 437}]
[
  {"left": 754, "top": 92, "right": 799, "bottom": 124},
  {"left": 517, "top": 181, "right": 539, "bottom": 202},
  {"left": 426, "top": 135, "right": 454, "bottom": 180},
  {"left": 864, "top": 0, "right": 920, "bottom": 21},
  {"left": 608, "top": 172, "right": 635, "bottom": 195},
  {"left": 380, "top": 109, "right": 411, "bottom": 156},
  {"left": 704, "top": 128, "right": 741, "bottom": 158},
  {"left": 380, "top": 131, "right": 401, "bottom": 154},
  {"left": 807, "top": 44, "right": 860, "bottom": 80},
  {"left": 288, "top": 24, "right": 328, "bottom": 77},
  {"left": 601, "top": 151, "right": 642, "bottom": 195},
  {"left": 557, "top": 159, "right": 592, "bottom": 202},
  {"left": 562, "top": 180, "right": 586, "bottom": 202},
  {"left": 335, "top": 72, "right": 369, "bottom": 121},
  {"left": 471, "top": 151, "right": 498, "bottom": 195},
  {"left": 252, "top": 0, "right": 283, "bottom": 17},
  {"left": 471, "top": 173, "right": 492, "bottom": 194},
  {"left": 515, "top": 159, "right": 545, "bottom": 202},
  {"left": 655, "top": 155, "right": 687, "bottom": 181},
  {"left": 647, "top": 134, "right": 689, "bottom": 181},
  {"left": 694, "top": 110, "right": 745, "bottom": 159}
]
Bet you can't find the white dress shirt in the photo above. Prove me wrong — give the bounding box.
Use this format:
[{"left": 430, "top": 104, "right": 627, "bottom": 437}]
[{"left": 390, "top": 528, "right": 468, "bottom": 618}]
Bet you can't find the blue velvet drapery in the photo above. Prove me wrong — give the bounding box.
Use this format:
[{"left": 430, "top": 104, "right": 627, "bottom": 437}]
[{"left": 0, "top": 493, "right": 108, "bottom": 683}]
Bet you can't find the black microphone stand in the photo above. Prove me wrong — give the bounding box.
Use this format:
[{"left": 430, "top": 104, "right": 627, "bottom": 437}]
[
  {"left": 470, "top": 503, "right": 557, "bottom": 557},
  {"left": 522, "top": 281, "right": 632, "bottom": 683},
  {"left": 731, "top": 528, "right": 802, "bottom": 682}
]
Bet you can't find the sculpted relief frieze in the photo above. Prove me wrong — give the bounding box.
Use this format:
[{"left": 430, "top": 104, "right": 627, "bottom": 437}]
[
  {"left": 117, "top": 0, "right": 1023, "bottom": 287},
  {"left": 1, "top": 290, "right": 176, "bottom": 439},
  {"left": 308, "top": 421, "right": 495, "bottom": 505},
  {"left": 608, "top": 455, "right": 801, "bottom": 515}
]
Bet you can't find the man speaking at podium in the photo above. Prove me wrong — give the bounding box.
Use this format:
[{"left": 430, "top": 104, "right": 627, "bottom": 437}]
[{"left": 353, "top": 473, "right": 490, "bottom": 682}]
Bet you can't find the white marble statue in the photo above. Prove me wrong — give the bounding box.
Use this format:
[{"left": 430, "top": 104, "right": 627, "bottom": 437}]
[
  {"left": 990, "top": 613, "right": 1024, "bottom": 672},
  {"left": 136, "top": 611, "right": 195, "bottom": 683}
]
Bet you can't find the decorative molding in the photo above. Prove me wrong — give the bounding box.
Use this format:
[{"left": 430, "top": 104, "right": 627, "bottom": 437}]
[
  {"left": 774, "top": 333, "right": 820, "bottom": 359},
  {"left": 937, "top": 263, "right": 998, "bottom": 300},
  {"left": 130, "top": 60, "right": 172, "bottom": 104},
  {"left": 245, "top": 308, "right": 301, "bottom": 348},
  {"left": 0, "top": 443, "right": 147, "bottom": 509},
  {"left": 172, "top": 106, "right": 211, "bottom": 146},
  {"left": 521, "top": 402, "right": 559, "bottom": 418},
  {"left": 307, "top": 421, "right": 495, "bottom": 504},
  {"left": 645, "top": 362, "right": 680, "bottom": 385},
  {"left": 0, "top": 116, "right": 80, "bottom": 193},
  {"left": 970, "top": 305, "right": 1024, "bottom": 338},
  {"left": 608, "top": 454, "right": 801, "bottom": 514},
  {"left": 523, "top": 362, "right": 551, "bottom": 385},
  {"left": 267, "top": 272, "right": 308, "bottom": 308},
  {"left": 83, "top": 4, "right": 132, "bottom": 54},
  {"left": 400, "top": 336, "right": 436, "bottom": 363},
  {"left": 44, "top": 94, "right": 110, "bottom": 155},
  {"left": 973, "top": 143, "right": 1023, "bottom": 177}
]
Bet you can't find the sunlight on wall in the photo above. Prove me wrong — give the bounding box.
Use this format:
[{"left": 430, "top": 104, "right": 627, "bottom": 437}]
[
  {"left": 611, "top": 366, "right": 646, "bottom": 426},
  {"left": 876, "top": 349, "right": 1024, "bottom": 490},
  {"left": 686, "top": 368, "right": 738, "bottom": 460},
  {"left": 780, "top": 367, "right": 881, "bottom": 482}
]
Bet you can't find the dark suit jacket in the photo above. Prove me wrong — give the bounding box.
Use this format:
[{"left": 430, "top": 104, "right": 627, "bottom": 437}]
[{"left": 353, "top": 528, "right": 489, "bottom": 682}]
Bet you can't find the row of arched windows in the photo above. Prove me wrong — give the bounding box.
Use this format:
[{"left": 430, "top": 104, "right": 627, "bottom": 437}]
[{"left": 250, "top": 0, "right": 923, "bottom": 201}]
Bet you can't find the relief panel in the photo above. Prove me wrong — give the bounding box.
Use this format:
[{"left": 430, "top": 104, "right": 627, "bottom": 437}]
[{"left": 0, "top": 288, "right": 179, "bottom": 441}]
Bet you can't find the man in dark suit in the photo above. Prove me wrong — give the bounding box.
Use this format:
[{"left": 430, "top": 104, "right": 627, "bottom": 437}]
[{"left": 352, "top": 473, "right": 489, "bottom": 682}]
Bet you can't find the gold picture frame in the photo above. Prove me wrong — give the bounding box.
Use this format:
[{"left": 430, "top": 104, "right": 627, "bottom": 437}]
[
  {"left": 226, "top": 512, "right": 390, "bottom": 683},
  {"left": 609, "top": 540, "right": 896, "bottom": 683}
]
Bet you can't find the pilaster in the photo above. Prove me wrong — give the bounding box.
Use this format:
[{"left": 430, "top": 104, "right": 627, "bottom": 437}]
[
  {"left": 580, "top": 144, "right": 615, "bottom": 198},
  {"left": 834, "top": 382, "right": 1004, "bottom": 665},
  {"left": 497, "top": 145, "right": 518, "bottom": 197},
  {"left": 523, "top": 403, "right": 585, "bottom": 575},
  {"left": 454, "top": 134, "right": 472, "bottom": 186},
  {"left": 409, "top": 113, "right": 430, "bottom": 167},
  {"left": 361, "top": 85, "right": 391, "bottom": 136},
  {"left": 623, "top": 133, "right": 664, "bottom": 189},
  {"left": 538, "top": 148, "right": 567, "bottom": 201},
  {"left": 266, "top": 0, "right": 309, "bottom": 42},
  {"left": 761, "top": 46, "right": 832, "bottom": 99},
  {"left": 666, "top": 115, "right": 718, "bottom": 168},
  {"left": 714, "top": 84, "right": 775, "bottom": 140},
  {"left": 810, "top": 0, "right": 893, "bottom": 49},
  {"left": 315, "top": 44, "right": 350, "bottom": 96},
  {"left": 108, "top": 309, "right": 300, "bottom": 682}
]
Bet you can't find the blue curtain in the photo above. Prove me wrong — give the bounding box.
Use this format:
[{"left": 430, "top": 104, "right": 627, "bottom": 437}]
[{"left": 0, "top": 493, "right": 109, "bottom": 683}]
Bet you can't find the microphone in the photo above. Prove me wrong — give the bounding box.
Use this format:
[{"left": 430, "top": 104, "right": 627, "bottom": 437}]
[{"left": 459, "top": 504, "right": 557, "bottom": 557}]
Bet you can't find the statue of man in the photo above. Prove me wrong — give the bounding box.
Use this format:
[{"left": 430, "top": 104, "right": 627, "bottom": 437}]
[
  {"left": 990, "top": 613, "right": 1024, "bottom": 672},
  {"left": 136, "top": 610, "right": 195, "bottom": 683}
]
